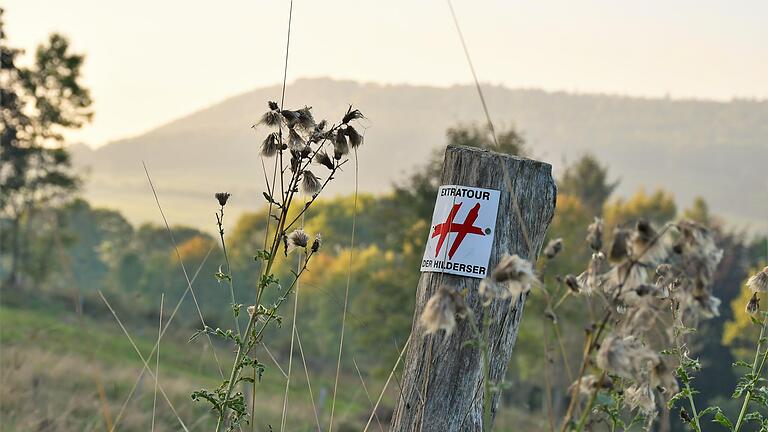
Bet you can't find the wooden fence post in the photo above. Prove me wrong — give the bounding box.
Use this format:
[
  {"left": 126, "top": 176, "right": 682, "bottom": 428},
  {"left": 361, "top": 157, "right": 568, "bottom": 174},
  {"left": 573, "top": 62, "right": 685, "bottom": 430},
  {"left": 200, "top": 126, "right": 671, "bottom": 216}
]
[{"left": 390, "top": 145, "right": 557, "bottom": 431}]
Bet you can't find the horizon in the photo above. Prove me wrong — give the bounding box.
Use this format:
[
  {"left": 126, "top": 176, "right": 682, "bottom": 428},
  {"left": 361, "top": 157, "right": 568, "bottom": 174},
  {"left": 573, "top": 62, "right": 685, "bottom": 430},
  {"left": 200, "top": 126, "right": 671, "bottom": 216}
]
[
  {"left": 5, "top": 0, "right": 767, "bottom": 148},
  {"left": 70, "top": 77, "right": 768, "bottom": 150}
]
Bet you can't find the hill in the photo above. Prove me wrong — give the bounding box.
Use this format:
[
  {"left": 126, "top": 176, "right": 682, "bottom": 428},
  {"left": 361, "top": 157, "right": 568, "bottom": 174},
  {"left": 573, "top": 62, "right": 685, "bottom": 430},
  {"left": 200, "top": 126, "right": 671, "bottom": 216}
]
[{"left": 71, "top": 78, "right": 768, "bottom": 232}]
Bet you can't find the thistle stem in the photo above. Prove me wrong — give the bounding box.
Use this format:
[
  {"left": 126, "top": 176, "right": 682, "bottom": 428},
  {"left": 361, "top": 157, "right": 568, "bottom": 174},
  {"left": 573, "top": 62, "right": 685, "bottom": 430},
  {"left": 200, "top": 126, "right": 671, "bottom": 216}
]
[
  {"left": 217, "top": 207, "right": 241, "bottom": 338},
  {"left": 685, "top": 380, "right": 702, "bottom": 432},
  {"left": 734, "top": 314, "right": 768, "bottom": 432}
]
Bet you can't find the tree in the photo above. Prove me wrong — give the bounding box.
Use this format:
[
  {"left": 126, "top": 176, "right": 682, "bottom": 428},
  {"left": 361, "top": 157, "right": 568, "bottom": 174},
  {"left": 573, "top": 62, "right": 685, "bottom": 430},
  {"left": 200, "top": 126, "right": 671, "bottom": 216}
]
[
  {"left": 558, "top": 153, "right": 618, "bottom": 216},
  {"left": 603, "top": 188, "right": 677, "bottom": 228},
  {"left": 683, "top": 196, "right": 713, "bottom": 225},
  {"left": 0, "top": 9, "right": 92, "bottom": 286},
  {"left": 446, "top": 123, "right": 527, "bottom": 156}
]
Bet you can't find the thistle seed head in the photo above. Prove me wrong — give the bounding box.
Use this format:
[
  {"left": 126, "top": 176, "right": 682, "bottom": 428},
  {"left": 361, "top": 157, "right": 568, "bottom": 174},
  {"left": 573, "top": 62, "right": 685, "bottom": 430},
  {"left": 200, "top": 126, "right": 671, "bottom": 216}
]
[
  {"left": 608, "top": 227, "right": 630, "bottom": 263},
  {"left": 543, "top": 238, "right": 563, "bottom": 259},
  {"left": 345, "top": 125, "right": 363, "bottom": 148},
  {"left": 334, "top": 131, "right": 349, "bottom": 159},
  {"left": 342, "top": 106, "right": 364, "bottom": 124},
  {"left": 564, "top": 274, "right": 580, "bottom": 293},
  {"left": 296, "top": 106, "right": 315, "bottom": 130},
  {"left": 315, "top": 151, "right": 335, "bottom": 170},
  {"left": 587, "top": 217, "right": 604, "bottom": 252},
  {"left": 419, "top": 287, "right": 467, "bottom": 337},
  {"left": 311, "top": 233, "right": 322, "bottom": 253},
  {"left": 576, "top": 251, "right": 606, "bottom": 295},
  {"left": 261, "top": 132, "right": 280, "bottom": 157},
  {"left": 624, "top": 383, "right": 656, "bottom": 417},
  {"left": 215, "top": 192, "right": 231, "bottom": 207},
  {"left": 281, "top": 109, "right": 300, "bottom": 128},
  {"left": 288, "top": 128, "right": 305, "bottom": 151},
  {"left": 286, "top": 229, "right": 309, "bottom": 254},
  {"left": 747, "top": 266, "right": 768, "bottom": 293},
  {"left": 746, "top": 293, "right": 760, "bottom": 315},
  {"left": 301, "top": 171, "right": 322, "bottom": 196},
  {"left": 629, "top": 219, "right": 667, "bottom": 264},
  {"left": 569, "top": 374, "right": 613, "bottom": 396},
  {"left": 491, "top": 254, "right": 534, "bottom": 284},
  {"left": 259, "top": 103, "right": 281, "bottom": 126}
]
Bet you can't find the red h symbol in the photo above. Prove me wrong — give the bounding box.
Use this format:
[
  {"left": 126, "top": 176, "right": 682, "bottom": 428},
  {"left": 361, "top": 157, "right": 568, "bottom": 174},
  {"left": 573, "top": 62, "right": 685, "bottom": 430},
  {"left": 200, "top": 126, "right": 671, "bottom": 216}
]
[{"left": 431, "top": 202, "right": 485, "bottom": 259}]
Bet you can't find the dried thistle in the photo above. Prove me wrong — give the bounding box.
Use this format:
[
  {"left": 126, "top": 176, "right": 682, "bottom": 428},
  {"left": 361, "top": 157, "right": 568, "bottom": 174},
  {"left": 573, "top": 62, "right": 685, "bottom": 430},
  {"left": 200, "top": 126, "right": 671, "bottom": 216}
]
[
  {"left": 301, "top": 171, "right": 322, "bottom": 196},
  {"left": 586, "top": 217, "right": 604, "bottom": 252},
  {"left": 420, "top": 287, "right": 467, "bottom": 336},
  {"left": 652, "top": 360, "right": 679, "bottom": 396},
  {"left": 288, "top": 128, "right": 305, "bottom": 151},
  {"left": 624, "top": 383, "right": 656, "bottom": 417},
  {"left": 564, "top": 274, "right": 580, "bottom": 293},
  {"left": 492, "top": 254, "right": 534, "bottom": 284},
  {"left": 261, "top": 132, "right": 280, "bottom": 157},
  {"left": 286, "top": 229, "right": 309, "bottom": 254},
  {"left": 342, "top": 106, "right": 364, "bottom": 124},
  {"left": 746, "top": 293, "right": 760, "bottom": 315},
  {"left": 345, "top": 125, "right": 363, "bottom": 148},
  {"left": 311, "top": 233, "right": 322, "bottom": 253},
  {"left": 296, "top": 106, "right": 315, "bottom": 130},
  {"left": 259, "top": 101, "right": 281, "bottom": 127},
  {"left": 315, "top": 151, "right": 335, "bottom": 170},
  {"left": 608, "top": 227, "right": 630, "bottom": 263},
  {"left": 543, "top": 238, "right": 563, "bottom": 259},
  {"left": 569, "top": 375, "right": 613, "bottom": 397},
  {"left": 281, "top": 109, "right": 300, "bottom": 128},
  {"left": 596, "top": 333, "right": 659, "bottom": 381},
  {"left": 480, "top": 280, "right": 530, "bottom": 306},
  {"left": 747, "top": 266, "right": 768, "bottom": 293},
  {"left": 487, "top": 254, "right": 536, "bottom": 298},
  {"left": 629, "top": 219, "right": 667, "bottom": 264},
  {"left": 625, "top": 303, "right": 658, "bottom": 333},
  {"left": 215, "top": 192, "right": 231, "bottom": 207},
  {"left": 577, "top": 251, "right": 606, "bottom": 294},
  {"left": 334, "top": 131, "right": 349, "bottom": 159},
  {"left": 605, "top": 261, "right": 647, "bottom": 296}
]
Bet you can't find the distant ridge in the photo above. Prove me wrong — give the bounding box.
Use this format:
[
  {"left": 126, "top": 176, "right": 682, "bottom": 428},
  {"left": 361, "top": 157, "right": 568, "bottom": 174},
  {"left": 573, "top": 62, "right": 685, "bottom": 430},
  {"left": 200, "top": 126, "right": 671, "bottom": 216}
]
[{"left": 72, "top": 77, "right": 768, "bottom": 232}]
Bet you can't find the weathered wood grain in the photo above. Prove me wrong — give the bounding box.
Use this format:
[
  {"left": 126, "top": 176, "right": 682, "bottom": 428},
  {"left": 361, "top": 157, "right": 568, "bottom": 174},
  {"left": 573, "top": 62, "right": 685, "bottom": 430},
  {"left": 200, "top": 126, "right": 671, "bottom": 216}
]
[{"left": 390, "top": 145, "right": 557, "bottom": 431}]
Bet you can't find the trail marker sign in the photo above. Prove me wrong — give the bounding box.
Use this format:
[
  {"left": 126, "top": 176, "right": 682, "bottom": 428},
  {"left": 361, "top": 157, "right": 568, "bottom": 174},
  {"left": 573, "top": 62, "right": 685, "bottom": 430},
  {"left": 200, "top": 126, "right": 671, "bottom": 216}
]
[{"left": 420, "top": 185, "right": 500, "bottom": 278}]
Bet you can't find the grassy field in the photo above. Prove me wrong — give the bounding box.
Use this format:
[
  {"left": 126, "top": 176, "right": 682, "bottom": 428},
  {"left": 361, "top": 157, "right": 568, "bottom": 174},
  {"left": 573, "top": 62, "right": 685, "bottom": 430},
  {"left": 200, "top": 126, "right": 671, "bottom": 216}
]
[
  {"left": 0, "top": 302, "right": 385, "bottom": 432},
  {"left": 0, "top": 295, "right": 549, "bottom": 431}
]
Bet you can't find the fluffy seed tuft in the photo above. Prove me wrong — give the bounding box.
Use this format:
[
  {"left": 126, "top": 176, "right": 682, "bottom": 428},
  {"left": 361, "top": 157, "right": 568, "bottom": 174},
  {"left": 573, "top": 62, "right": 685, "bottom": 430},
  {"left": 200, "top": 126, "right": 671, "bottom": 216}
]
[
  {"left": 301, "top": 171, "right": 322, "bottom": 196},
  {"left": 286, "top": 229, "right": 309, "bottom": 254},
  {"left": 543, "top": 238, "right": 563, "bottom": 259},
  {"left": 420, "top": 287, "right": 467, "bottom": 337},
  {"left": 747, "top": 266, "right": 768, "bottom": 293}
]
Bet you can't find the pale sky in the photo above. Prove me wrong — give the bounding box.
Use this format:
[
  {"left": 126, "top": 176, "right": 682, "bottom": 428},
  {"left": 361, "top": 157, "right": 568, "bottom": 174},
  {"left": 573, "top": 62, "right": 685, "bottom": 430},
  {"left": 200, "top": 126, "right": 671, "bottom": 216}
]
[{"left": 5, "top": 0, "right": 767, "bottom": 148}]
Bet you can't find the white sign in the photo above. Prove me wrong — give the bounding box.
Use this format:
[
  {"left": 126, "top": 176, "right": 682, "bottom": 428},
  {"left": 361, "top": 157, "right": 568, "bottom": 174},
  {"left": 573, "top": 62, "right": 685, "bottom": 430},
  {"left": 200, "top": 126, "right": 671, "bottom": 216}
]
[{"left": 420, "top": 185, "right": 500, "bottom": 279}]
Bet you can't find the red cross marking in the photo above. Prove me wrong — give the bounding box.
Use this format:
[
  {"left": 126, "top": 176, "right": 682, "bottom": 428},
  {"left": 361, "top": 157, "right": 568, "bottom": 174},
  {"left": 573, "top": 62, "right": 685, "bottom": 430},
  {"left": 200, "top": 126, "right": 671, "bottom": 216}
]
[{"left": 431, "top": 202, "right": 485, "bottom": 259}]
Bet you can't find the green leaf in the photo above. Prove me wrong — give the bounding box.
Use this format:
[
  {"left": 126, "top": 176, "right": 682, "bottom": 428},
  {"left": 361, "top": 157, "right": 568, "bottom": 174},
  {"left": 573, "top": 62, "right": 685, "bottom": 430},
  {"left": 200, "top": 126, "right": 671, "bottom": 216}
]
[
  {"left": 713, "top": 410, "right": 733, "bottom": 430},
  {"left": 214, "top": 269, "right": 232, "bottom": 283},
  {"left": 262, "top": 192, "right": 281, "bottom": 207},
  {"left": 254, "top": 249, "right": 271, "bottom": 261}
]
